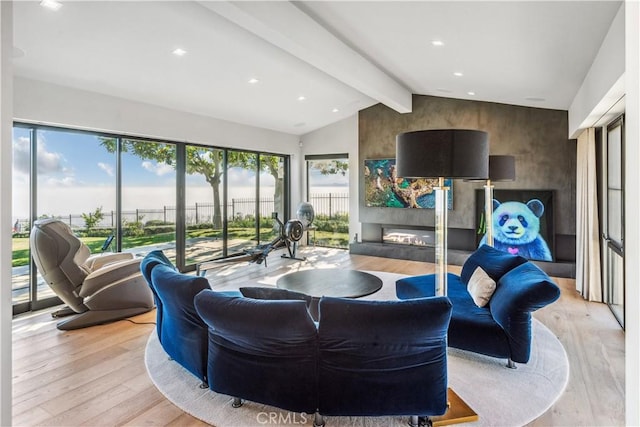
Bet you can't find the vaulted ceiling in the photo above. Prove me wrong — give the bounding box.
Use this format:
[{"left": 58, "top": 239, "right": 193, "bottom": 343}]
[{"left": 12, "top": 1, "right": 622, "bottom": 135}]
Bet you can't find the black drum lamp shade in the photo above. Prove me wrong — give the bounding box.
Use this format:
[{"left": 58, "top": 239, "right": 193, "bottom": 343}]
[
  {"left": 396, "top": 129, "right": 489, "bottom": 180},
  {"left": 488, "top": 155, "right": 516, "bottom": 182}
]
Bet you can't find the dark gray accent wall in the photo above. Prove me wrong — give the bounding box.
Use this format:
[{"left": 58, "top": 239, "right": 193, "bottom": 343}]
[{"left": 358, "top": 95, "right": 576, "bottom": 260}]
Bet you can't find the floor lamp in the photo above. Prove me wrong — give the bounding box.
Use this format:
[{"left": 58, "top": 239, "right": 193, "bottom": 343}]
[
  {"left": 396, "top": 129, "right": 489, "bottom": 296},
  {"left": 480, "top": 155, "right": 516, "bottom": 247}
]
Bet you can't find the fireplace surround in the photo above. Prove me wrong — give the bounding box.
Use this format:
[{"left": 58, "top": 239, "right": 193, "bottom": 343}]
[{"left": 350, "top": 223, "right": 575, "bottom": 278}]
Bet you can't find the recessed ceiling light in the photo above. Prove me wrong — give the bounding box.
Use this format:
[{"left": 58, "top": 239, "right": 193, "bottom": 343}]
[
  {"left": 172, "top": 48, "right": 187, "bottom": 57},
  {"left": 248, "top": 78, "right": 259, "bottom": 84},
  {"left": 525, "top": 96, "right": 546, "bottom": 102},
  {"left": 431, "top": 40, "right": 444, "bottom": 47},
  {"left": 453, "top": 72, "right": 463, "bottom": 77},
  {"left": 332, "top": 108, "right": 339, "bottom": 113},
  {"left": 467, "top": 91, "right": 475, "bottom": 96},
  {"left": 297, "top": 96, "right": 306, "bottom": 101},
  {"left": 40, "top": 0, "right": 62, "bottom": 11}
]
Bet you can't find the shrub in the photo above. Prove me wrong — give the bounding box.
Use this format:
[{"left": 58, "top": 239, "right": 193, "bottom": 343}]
[
  {"left": 146, "top": 219, "right": 172, "bottom": 227},
  {"left": 144, "top": 225, "right": 176, "bottom": 235}
]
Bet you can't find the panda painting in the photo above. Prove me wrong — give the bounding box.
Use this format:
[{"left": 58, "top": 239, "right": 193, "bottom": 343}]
[{"left": 480, "top": 198, "right": 553, "bottom": 262}]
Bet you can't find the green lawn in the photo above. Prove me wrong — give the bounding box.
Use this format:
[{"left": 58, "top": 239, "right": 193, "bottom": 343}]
[
  {"left": 12, "top": 236, "right": 109, "bottom": 267},
  {"left": 12, "top": 227, "right": 349, "bottom": 267},
  {"left": 313, "top": 230, "right": 350, "bottom": 248}
]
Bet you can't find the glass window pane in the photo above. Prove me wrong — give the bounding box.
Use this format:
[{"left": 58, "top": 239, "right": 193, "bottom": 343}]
[
  {"left": 259, "top": 154, "right": 285, "bottom": 243},
  {"left": 12, "top": 127, "right": 31, "bottom": 306},
  {"left": 227, "top": 151, "right": 257, "bottom": 254},
  {"left": 607, "top": 248, "right": 624, "bottom": 326},
  {"left": 120, "top": 138, "right": 177, "bottom": 261},
  {"left": 607, "top": 125, "right": 622, "bottom": 189},
  {"left": 607, "top": 188, "right": 623, "bottom": 246},
  {"left": 307, "top": 158, "right": 349, "bottom": 248},
  {"left": 36, "top": 129, "right": 117, "bottom": 301},
  {"left": 185, "top": 146, "right": 224, "bottom": 265}
]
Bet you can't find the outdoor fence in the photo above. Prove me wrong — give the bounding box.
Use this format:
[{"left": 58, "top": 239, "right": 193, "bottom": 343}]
[{"left": 15, "top": 193, "right": 349, "bottom": 232}]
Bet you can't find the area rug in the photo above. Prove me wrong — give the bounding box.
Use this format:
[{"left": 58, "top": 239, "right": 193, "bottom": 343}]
[{"left": 145, "top": 271, "right": 569, "bottom": 427}]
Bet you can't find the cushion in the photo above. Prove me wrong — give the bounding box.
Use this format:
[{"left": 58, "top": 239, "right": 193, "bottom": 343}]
[
  {"left": 460, "top": 244, "right": 528, "bottom": 285},
  {"left": 467, "top": 267, "right": 496, "bottom": 307}
]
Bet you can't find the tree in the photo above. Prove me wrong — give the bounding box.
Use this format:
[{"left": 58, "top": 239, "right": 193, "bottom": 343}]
[
  {"left": 311, "top": 159, "right": 349, "bottom": 176},
  {"left": 99, "top": 139, "right": 284, "bottom": 229},
  {"left": 82, "top": 206, "right": 105, "bottom": 232}
]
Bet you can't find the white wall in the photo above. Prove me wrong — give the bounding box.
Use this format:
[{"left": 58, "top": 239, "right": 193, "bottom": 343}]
[
  {"left": 13, "top": 77, "right": 303, "bottom": 217},
  {"left": 568, "top": 4, "right": 625, "bottom": 138},
  {"left": 624, "top": 1, "right": 639, "bottom": 424},
  {"left": 299, "top": 114, "right": 360, "bottom": 242},
  {"left": 0, "top": 3, "right": 13, "bottom": 424},
  {"left": 569, "top": 2, "right": 638, "bottom": 424}
]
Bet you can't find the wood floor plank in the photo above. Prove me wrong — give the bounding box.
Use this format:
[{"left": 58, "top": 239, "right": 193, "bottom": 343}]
[
  {"left": 12, "top": 247, "right": 625, "bottom": 427},
  {"left": 123, "top": 399, "right": 191, "bottom": 427},
  {"left": 82, "top": 385, "right": 167, "bottom": 427}
]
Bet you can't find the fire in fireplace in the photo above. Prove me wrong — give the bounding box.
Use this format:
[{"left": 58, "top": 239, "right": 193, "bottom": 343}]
[{"left": 382, "top": 228, "right": 435, "bottom": 247}]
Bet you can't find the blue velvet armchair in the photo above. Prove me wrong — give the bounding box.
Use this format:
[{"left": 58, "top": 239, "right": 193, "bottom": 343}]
[{"left": 396, "top": 244, "right": 561, "bottom": 365}]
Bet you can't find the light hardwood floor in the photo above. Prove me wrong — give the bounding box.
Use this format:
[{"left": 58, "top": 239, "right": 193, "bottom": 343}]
[{"left": 12, "top": 247, "right": 625, "bottom": 426}]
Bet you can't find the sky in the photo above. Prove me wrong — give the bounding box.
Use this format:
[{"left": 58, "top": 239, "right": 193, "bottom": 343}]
[{"left": 12, "top": 127, "right": 348, "bottom": 221}]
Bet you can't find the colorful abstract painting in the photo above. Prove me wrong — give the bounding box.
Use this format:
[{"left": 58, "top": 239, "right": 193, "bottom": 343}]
[
  {"left": 475, "top": 189, "right": 554, "bottom": 262},
  {"left": 364, "top": 158, "right": 453, "bottom": 209}
]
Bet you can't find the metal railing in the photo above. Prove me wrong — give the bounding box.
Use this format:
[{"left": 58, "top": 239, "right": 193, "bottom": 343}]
[{"left": 15, "top": 193, "right": 349, "bottom": 231}]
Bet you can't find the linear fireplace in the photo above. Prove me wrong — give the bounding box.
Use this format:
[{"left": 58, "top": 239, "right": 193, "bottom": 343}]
[{"left": 382, "top": 228, "right": 435, "bottom": 247}]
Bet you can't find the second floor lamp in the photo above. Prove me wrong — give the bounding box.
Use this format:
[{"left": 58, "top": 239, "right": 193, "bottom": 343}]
[{"left": 482, "top": 155, "right": 516, "bottom": 246}]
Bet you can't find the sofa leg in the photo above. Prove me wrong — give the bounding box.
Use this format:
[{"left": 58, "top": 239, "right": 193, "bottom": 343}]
[
  {"left": 199, "top": 381, "right": 208, "bottom": 389},
  {"left": 232, "top": 397, "right": 243, "bottom": 408},
  {"left": 313, "top": 413, "right": 325, "bottom": 427},
  {"left": 507, "top": 358, "right": 517, "bottom": 369},
  {"left": 408, "top": 416, "right": 431, "bottom": 427}
]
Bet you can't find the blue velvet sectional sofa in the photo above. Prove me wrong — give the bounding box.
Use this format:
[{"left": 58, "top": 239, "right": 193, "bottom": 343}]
[
  {"left": 396, "top": 244, "right": 561, "bottom": 366},
  {"left": 141, "top": 250, "right": 453, "bottom": 426}
]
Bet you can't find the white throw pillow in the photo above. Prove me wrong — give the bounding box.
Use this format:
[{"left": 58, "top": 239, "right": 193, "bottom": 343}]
[{"left": 467, "top": 267, "right": 496, "bottom": 308}]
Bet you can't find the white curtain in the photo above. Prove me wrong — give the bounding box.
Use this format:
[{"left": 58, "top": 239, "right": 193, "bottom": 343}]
[{"left": 576, "top": 128, "right": 602, "bottom": 301}]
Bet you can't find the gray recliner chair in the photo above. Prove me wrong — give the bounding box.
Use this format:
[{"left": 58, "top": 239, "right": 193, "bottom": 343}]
[{"left": 30, "top": 218, "right": 155, "bottom": 330}]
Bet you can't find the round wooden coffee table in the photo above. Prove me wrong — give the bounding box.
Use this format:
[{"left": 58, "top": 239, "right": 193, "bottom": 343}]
[{"left": 276, "top": 269, "right": 382, "bottom": 320}]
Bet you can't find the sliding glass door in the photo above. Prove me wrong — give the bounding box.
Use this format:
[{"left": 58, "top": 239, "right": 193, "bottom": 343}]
[
  {"left": 120, "top": 138, "right": 177, "bottom": 261},
  {"left": 260, "top": 154, "right": 286, "bottom": 243},
  {"left": 226, "top": 150, "right": 258, "bottom": 255},
  {"left": 184, "top": 146, "right": 225, "bottom": 266},
  {"left": 306, "top": 155, "right": 350, "bottom": 248}
]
